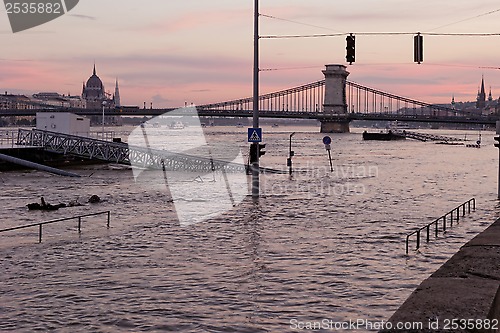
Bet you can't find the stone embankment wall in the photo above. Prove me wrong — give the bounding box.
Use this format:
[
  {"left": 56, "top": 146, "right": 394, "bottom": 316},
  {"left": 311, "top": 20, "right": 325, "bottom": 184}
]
[{"left": 382, "top": 219, "right": 500, "bottom": 332}]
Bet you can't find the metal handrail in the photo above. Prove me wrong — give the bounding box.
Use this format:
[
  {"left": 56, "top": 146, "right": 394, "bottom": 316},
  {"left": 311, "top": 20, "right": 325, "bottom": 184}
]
[
  {"left": 0, "top": 211, "right": 110, "bottom": 243},
  {"left": 0, "top": 130, "right": 17, "bottom": 147},
  {"left": 405, "top": 198, "right": 475, "bottom": 254},
  {"left": 16, "top": 129, "right": 248, "bottom": 173}
]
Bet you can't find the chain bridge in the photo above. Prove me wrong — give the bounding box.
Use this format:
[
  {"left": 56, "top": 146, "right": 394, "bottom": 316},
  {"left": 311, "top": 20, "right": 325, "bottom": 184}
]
[
  {"left": 196, "top": 65, "right": 495, "bottom": 132},
  {"left": 2, "top": 64, "right": 498, "bottom": 133},
  {"left": 198, "top": 79, "right": 461, "bottom": 117}
]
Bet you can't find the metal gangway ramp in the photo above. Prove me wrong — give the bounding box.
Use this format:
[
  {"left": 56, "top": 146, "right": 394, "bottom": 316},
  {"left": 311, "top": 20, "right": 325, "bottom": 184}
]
[
  {"left": 16, "top": 129, "right": 246, "bottom": 173},
  {"left": 392, "top": 129, "right": 466, "bottom": 142}
]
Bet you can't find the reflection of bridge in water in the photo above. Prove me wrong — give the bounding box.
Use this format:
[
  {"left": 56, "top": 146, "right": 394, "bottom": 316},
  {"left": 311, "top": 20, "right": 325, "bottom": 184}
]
[{"left": 2, "top": 64, "right": 498, "bottom": 132}]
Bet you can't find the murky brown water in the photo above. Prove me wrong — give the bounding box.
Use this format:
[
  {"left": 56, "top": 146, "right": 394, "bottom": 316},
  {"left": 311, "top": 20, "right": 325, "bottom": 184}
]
[{"left": 0, "top": 125, "right": 498, "bottom": 332}]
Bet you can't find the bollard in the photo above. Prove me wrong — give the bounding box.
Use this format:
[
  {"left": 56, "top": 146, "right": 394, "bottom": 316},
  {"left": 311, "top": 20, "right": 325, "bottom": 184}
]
[
  {"left": 107, "top": 211, "right": 110, "bottom": 228},
  {"left": 39, "top": 224, "right": 42, "bottom": 243},
  {"left": 426, "top": 225, "right": 430, "bottom": 242},
  {"left": 416, "top": 230, "right": 420, "bottom": 250},
  {"left": 78, "top": 217, "right": 81, "bottom": 233}
]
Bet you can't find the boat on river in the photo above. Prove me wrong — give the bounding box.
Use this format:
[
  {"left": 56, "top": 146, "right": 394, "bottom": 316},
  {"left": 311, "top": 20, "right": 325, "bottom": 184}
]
[{"left": 362, "top": 130, "right": 406, "bottom": 141}]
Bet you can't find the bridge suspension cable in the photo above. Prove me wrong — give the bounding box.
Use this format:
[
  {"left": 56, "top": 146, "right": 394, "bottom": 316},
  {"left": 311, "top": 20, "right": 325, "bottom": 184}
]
[
  {"left": 199, "top": 79, "right": 474, "bottom": 118},
  {"left": 198, "top": 80, "right": 326, "bottom": 113}
]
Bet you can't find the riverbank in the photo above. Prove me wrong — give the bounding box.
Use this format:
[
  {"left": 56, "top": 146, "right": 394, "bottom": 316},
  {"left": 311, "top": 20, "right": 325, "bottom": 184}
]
[{"left": 383, "top": 218, "right": 500, "bottom": 332}]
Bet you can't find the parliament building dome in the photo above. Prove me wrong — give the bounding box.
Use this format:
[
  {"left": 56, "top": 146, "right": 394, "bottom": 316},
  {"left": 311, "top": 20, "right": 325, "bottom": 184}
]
[{"left": 82, "top": 64, "right": 105, "bottom": 109}]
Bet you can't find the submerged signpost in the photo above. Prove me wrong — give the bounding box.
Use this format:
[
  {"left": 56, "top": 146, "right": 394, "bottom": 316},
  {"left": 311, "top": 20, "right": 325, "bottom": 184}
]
[{"left": 323, "top": 136, "right": 333, "bottom": 172}]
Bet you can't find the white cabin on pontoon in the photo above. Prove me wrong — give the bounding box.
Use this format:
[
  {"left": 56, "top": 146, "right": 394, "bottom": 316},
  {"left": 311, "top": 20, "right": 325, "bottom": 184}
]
[{"left": 36, "top": 112, "right": 90, "bottom": 136}]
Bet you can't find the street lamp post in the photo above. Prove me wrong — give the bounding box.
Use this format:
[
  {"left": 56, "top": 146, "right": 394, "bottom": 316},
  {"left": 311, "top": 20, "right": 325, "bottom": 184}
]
[
  {"left": 495, "top": 121, "right": 500, "bottom": 198},
  {"left": 102, "top": 101, "right": 107, "bottom": 139},
  {"left": 251, "top": 0, "right": 260, "bottom": 199}
]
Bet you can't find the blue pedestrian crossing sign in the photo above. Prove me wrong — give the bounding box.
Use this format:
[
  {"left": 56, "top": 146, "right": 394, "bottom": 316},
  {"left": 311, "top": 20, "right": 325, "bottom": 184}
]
[{"left": 248, "top": 128, "right": 262, "bottom": 142}]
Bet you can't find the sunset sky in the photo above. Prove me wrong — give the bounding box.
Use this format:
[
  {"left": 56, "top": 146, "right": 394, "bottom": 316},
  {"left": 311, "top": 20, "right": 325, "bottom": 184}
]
[{"left": 1, "top": 0, "right": 499, "bottom": 108}]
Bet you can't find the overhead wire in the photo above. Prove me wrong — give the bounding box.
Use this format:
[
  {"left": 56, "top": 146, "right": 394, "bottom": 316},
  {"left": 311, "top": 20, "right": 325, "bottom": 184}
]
[
  {"left": 260, "top": 8, "right": 500, "bottom": 38},
  {"left": 259, "top": 9, "right": 500, "bottom": 72},
  {"left": 260, "top": 13, "right": 345, "bottom": 33},
  {"left": 260, "top": 65, "right": 320, "bottom": 72},
  {"left": 428, "top": 8, "right": 500, "bottom": 31},
  {"left": 348, "top": 62, "right": 500, "bottom": 71}
]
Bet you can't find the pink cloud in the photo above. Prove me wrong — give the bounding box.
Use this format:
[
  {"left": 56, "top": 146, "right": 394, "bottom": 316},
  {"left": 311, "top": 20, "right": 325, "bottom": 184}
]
[
  {"left": 143, "top": 8, "right": 251, "bottom": 35},
  {"left": 0, "top": 61, "right": 66, "bottom": 93}
]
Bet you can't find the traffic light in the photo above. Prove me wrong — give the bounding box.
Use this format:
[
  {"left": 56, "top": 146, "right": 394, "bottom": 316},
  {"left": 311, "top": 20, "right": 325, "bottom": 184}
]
[
  {"left": 414, "top": 33, "right": 423, "bottom": 64},
  {"left": 249, "top": 143, "right": 258, "bottom": 164},
  {"left": 346, "top": 34, "right": 355, "bottom": 64},
  {"left": 249, "top": 143, "right": 266, "bottom": 164},
  {"left": 258, "top": 144, "right": 266, "bottom": 157},
  {"left": 494, "top": 136, "right": 500, "bottom": 148}
]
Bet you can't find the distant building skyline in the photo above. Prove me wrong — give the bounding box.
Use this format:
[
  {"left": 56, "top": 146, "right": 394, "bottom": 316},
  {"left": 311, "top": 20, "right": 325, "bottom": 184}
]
[
  {"left": 0, "top": 64, "right": 121, "bottom": 110},
  {"left": 446, "top": 76, "right": 500, "bottom": 115}
]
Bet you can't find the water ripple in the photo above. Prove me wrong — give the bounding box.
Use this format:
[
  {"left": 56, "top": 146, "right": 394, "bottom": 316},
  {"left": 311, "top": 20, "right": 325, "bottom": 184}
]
[{"left": 0, "top": 127, "right": 496, "bottom": 332}]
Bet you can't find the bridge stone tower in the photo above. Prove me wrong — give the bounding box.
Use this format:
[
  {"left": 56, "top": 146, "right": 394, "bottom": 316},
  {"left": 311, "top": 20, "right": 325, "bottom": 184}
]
[{"left": 321, "top": 64, "right": 350, "bottom": 133}]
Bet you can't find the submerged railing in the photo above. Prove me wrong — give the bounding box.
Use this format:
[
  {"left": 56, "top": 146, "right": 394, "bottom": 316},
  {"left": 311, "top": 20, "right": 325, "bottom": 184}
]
[
  {"left": 405, "top": 198, "right": 476, "bottom": 254},
  {"left": 0, "top": 211, "right": 110, "bottom": 243},
  {"left": 0, "top": 130, "right": 18, "bottom": 147}
]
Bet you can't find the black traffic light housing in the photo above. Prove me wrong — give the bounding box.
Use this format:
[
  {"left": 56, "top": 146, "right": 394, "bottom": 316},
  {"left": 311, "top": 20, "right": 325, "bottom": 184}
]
[
  {"left": 346, "top": 34, "right": 355, "bottom": 64},
  {"left": 414, "top": 33, "right": 423, "bottom": 64},
  {"left": 258, "top": 143, "right": 266, "bottom": 157},
  {"left": 249, "top": 143, "right": 266, "bottom": 164},
  {"left": 249, "top": 143, "right": 257, "bottom": 164}
]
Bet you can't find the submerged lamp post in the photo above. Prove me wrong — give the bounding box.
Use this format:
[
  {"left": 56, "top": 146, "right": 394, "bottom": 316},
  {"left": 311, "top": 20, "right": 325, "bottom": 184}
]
[
  {"left": 288, "top": 132, "right": 295, "bottom": 175},
  {"left": 251, "top": 0, "right": 260, "bottom": 199},
  {"left": 495, "top": 121, "right": 500, "bottom": 198},
  {"left": 496, "top": 136, "right": 500, "bottom": 198},
  {"left": 102, "top": 100, "right": 107, "bottom": 138}
]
